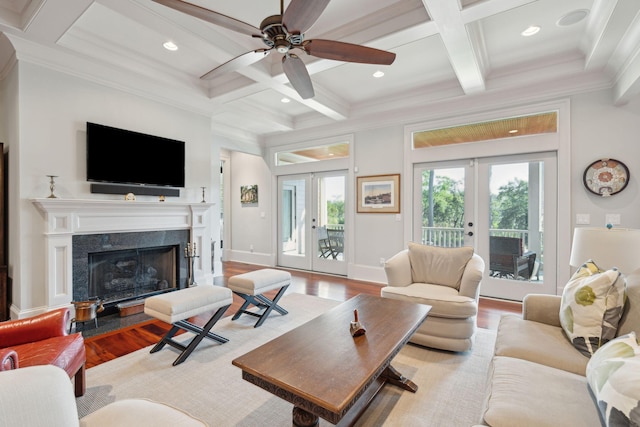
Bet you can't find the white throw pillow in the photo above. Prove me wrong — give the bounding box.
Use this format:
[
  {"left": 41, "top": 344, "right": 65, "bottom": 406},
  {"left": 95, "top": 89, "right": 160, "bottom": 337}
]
[
  {"left": 586, "top": 332, "right": 640, "bottom": 426},
  {"left": 559, "top": 260, "right": 626, "bottom": 357}
]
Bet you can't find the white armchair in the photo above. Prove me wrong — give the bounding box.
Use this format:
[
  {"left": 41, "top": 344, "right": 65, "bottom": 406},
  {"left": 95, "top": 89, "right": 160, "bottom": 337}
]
[
  {"left": 382, "top": 242, "right": 485, "bottom": 352},
  {"left": 0, "top": 365, "right": 207, "bottom": 427}
]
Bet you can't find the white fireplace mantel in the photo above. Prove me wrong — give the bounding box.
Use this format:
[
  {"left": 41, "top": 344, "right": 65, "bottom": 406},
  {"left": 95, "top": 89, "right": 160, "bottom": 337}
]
[{"left": 32, "top": 198, "right": 214, "bottom": 310}]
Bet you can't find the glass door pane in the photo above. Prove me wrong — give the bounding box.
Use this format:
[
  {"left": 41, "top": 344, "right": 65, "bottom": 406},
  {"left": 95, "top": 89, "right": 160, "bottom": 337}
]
[
  {"left": 478, "top": 153, "right": 557, "bottom": 300},
  {"left": 414, "top": 162, "right": 474, "bottom": 248},
  {"left": 278, "top": 176, "right": 309, "bottom": 271},
  {"left": 313, "top": 174, "right": 346, "bottom": 275}
]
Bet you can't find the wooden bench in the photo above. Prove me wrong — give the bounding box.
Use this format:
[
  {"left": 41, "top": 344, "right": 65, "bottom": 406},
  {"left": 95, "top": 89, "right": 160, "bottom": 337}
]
[
  {"left": 228, "top": 269, "right": 291, "bottom": 327},
  {"left": 144, "top": 285, "right": 232, "bottom": 366}
]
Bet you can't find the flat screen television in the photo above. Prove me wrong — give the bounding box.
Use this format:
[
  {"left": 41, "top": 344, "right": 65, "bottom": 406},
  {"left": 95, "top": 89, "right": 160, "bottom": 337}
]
[{"left": 86, "top": 122, "right": 185, "bottom": 189}]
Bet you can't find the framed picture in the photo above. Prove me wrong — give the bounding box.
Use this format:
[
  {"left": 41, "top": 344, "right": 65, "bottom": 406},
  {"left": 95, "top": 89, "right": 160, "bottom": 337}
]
[
  {"left": 357, "top": 174, "right": 400, "bottom": 213},
  {"left": 240, "top": 185, "right": 258, "bottom": 206}
]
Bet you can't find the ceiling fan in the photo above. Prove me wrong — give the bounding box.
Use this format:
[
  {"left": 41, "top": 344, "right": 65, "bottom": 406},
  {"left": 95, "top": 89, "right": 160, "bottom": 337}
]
[{"left": 153, "top": 0, "right": 396, "bottom": 99}]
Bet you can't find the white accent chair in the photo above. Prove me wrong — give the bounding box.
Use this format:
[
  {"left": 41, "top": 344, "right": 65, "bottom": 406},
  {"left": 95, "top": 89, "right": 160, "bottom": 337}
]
[
  {"left": 0, "top": 365, "right": 207, "bottom": 427},
  {"left": 382, "top": 243, "right": 485, "bottom": 352}
]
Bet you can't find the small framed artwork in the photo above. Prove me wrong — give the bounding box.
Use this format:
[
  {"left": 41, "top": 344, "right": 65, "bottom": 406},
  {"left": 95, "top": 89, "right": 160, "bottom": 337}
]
[
  {"left": 357, "top": 174, "right": 400, "bottom": 213},
  {"left": 240, "top": 185, "right": 258, "bottom": 206}
]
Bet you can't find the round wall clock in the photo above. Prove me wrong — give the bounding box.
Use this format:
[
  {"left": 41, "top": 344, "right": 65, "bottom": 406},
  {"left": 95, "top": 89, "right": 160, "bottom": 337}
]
[{"left": 583, "top": 158, "right": 629, "bottom": 197}]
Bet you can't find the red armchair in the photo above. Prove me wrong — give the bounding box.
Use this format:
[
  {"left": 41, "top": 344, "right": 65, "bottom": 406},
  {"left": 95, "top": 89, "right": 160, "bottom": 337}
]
[{"left": 0, "top": 307, "right": 86, "bottom": 396}]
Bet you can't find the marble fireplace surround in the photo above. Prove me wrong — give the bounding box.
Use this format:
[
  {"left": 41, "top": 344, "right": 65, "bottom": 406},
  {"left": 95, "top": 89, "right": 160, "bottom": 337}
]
[{"left": 33, "top": 199, "right": 213, "bottom": 313}]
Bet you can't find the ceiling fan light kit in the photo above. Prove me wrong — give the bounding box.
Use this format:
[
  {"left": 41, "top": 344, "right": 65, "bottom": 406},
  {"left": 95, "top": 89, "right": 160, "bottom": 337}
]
[{"left": 153, "top": 0, "right": 396, "bottom": 99}]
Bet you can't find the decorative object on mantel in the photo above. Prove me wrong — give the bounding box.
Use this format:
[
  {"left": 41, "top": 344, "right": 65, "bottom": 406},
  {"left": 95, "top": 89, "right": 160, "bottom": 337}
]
[
  {"left": 158, "top": 195, "right": 165, "bottom": 202},
  {"left": 350, "top": 309, "right": 366, "bottom": 337},
  {"left": 201, "top": 187, "right": 206, "bottom": 203},
  {"left": 583, "top": 158, "right": 629, "bottom": 197},
  {"left": 184, "top": 242, "right": 199, "bottom": 286},
  {"left": 46, "top": 175, "right": 58, "bottom": 198},
  {"left": 125, "top": 192, "right": 136, "bottom": 201}
]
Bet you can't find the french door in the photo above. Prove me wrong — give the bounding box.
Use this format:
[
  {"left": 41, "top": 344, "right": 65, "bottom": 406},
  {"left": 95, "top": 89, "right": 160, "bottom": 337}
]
[
  {"left": 413, "top": 152, "right": 557, "bottom": 300},
  {"left": 278, "top": 171, "right": 347, "bottom": 276}
]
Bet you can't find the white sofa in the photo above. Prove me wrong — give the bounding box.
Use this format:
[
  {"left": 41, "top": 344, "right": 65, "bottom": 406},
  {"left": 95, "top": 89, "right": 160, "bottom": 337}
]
[
  {"left": 0, "top": 365, "right": 207, "bottom": 427},
  {"left": 477, "top": 269, "right": 640, "bottom": 426},
  {"left": 382, "top": 243, "right": 484, "bottom": 352}
]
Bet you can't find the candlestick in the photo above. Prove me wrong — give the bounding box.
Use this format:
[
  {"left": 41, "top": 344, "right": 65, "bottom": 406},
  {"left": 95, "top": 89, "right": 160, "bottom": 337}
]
[
  {"left": 201, "top": 187, "right": 206, "bottom": 203},
  {"left": 47, "top": 175, "right": 58, "bottom": 199}
]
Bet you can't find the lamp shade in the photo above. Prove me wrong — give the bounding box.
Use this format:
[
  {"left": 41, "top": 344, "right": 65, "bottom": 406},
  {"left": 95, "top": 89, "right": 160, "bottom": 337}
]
[{"left": 570, "top": 227, "right": 640, "bottom": 274}]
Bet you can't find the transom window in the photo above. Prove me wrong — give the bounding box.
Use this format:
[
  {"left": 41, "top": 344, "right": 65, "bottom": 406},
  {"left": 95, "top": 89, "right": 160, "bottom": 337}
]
[
  {"left": 275, "top": 142, "right": 349, "bottom": 166},
  {"left": 412, "top": 112, "right": 557, "bottom": 149}
]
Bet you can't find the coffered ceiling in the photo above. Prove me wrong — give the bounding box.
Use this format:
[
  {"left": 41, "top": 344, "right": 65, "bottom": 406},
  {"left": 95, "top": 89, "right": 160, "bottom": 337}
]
[{"left": 0, "top": 0, "right": 639, "bottom": 146}]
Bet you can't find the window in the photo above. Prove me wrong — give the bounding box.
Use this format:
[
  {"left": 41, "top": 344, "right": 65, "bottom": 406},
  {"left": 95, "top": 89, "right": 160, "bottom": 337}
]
[{"left": 275, "top": 142, "right": 349, "bottom": 165}]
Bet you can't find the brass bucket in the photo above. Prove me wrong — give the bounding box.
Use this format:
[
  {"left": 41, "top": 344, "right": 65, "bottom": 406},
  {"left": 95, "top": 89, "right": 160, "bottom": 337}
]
[{"left": 71, "top": 298, "right": 104, "bottom": 322}]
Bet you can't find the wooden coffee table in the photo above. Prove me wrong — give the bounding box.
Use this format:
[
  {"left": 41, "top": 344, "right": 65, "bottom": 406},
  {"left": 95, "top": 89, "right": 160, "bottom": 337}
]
[{"left": 232, "top": 294, "right": 430, "bottom": 426}]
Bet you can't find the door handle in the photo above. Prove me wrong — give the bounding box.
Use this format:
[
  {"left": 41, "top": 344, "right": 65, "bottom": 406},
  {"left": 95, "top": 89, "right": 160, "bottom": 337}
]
[{"left": 467, "top": 231, "right": 474, "bottom": 236}]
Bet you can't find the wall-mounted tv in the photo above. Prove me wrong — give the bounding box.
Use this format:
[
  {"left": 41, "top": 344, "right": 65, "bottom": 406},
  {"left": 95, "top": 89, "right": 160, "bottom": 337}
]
[{"left": 86, "top": 122, "right": 185, "bottom": 190}]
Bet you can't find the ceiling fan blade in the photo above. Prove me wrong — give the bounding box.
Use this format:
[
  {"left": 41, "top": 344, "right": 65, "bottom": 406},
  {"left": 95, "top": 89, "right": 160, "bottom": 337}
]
[
  {"left": 304, "top": 39, "right": 396, "bottom": 65},
  {"left": 201, "top": 49, "right": 270, "bottom": 80},
  {"left": 153, "top": 0, "right": 261, "bottom": 37},
  {"left": 282, "top": 54, "right": 315, "bottom": 99},
  {"left": 282, "top": 0, "right": 331, "bottom": 34}
]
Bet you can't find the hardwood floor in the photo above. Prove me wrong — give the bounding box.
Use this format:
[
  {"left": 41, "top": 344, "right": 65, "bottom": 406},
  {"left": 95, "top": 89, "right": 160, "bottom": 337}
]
[{"left": 83, "top": 261, "right": 522, "bottom": 369}]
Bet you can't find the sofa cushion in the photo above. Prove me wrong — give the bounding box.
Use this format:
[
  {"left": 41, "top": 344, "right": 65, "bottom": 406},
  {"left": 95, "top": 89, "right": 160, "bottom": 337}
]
[
  {"left": 586, "top": 332, "right": 640, "bottom": 427},
  {"left": 481, "top": 356, "right": 602, "bottom": 427},
  {"left": 559, "top": 260, "right": 626, "bottom": 357},
  {"left": 407, "top": 242, "right": 473, "bottom": 289},
  {"left": 495, "top": 314, "right": 589, "bottom": 375},
  {"left": 381, "top": 283, "right": 477, "bottom": 318}
]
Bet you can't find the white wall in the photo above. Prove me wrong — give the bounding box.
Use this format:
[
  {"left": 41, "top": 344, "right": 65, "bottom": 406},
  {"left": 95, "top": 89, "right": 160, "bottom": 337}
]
[
  {"left": 571, "top": 91, "right": 640, "bottom": 229},
  {"left": 10, "top": 63, "right": 218, "bottom": 315},
  {"left": 352, "top": 126, "right": 405, "bottom": 277},
  {"left": 226, "top": 88, "right": 640, "bottom": 287},
  {"left": 228, "top": 150, "right": 272, "bottom": 265}
]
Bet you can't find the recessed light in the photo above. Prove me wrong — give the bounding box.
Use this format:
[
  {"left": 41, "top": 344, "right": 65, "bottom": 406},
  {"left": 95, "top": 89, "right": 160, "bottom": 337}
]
[
  {"left": 521, "top": 26, "right": 540, "bottom": 37},
  {"left": 557, "top": 9, "right": 589, "bottom": 27},
  {"left": 163, "top": 41, "right": 178, "bottom": 51},
  {"left": 281, "top": 97, "right": 290, "bottom": 103},
  {"left": 373, "top": 70, "right": 385, "bottom": 78}
]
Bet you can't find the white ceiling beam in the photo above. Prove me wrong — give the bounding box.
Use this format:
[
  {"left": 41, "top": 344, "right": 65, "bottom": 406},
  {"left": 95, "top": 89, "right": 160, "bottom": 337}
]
[
  {"left": 421, "top": 0, "right": 485, "bottom": 94},
  {"left": 583, "top": 0, "right": 640, "bottom": 72},
  {"left": 612, "top": 13, "right": 640, "bottom": 104},
  {"left": 460, "top": 0, "right": 538, "bottom": 24}
]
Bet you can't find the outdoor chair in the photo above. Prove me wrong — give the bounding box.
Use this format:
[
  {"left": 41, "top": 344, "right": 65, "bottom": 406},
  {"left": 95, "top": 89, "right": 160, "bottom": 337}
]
[{"left": 489, "top": 236, "right": 536, "bottom": 280}]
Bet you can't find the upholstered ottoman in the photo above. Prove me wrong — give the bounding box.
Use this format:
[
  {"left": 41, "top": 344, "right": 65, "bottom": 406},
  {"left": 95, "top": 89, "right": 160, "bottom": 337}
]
[
  {"left": 144, "top": 285, "right": 232, "bottom": 365},
  {"left": 228, "top": 269, "right": 291, "bottom": 327}
]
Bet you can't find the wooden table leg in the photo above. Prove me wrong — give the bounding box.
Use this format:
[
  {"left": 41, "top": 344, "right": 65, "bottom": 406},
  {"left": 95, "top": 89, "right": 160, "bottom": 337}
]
[
  {"left": 292, "top": 406, "right": 319, "bottom": 427},
  {"left": 384, "top": 364, "right": 418, "bottom": 392}
]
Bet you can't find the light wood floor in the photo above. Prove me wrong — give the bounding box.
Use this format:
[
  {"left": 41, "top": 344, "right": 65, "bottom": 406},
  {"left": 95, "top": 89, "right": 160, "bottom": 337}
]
[{"left": 83, "top": 261, "right": 522, "bottom": 369}]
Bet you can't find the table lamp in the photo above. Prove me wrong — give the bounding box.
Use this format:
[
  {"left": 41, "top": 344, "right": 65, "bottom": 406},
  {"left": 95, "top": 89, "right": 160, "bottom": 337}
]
[{"left": 569, "top": 227, "right": 640, "bottom": 275}]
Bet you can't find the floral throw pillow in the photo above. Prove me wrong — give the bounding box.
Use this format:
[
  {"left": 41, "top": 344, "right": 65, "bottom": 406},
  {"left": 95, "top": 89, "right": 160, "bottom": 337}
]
[
  {"left": 586, "top": 332, "right": 640, "bottom": 426},
  {"left": 559, "top": 260, "right": 626, "bottom": 357}
]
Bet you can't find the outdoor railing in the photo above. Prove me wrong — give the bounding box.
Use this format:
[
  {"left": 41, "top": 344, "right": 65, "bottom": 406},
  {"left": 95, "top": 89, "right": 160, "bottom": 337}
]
[{"left": 421, "top": 227, "right": 536, "bottom": 248}]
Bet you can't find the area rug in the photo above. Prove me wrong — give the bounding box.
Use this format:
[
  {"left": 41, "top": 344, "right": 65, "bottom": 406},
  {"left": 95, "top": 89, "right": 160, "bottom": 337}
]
[{"left": 76, "top": 293, "right": 495, "bottom": 426}]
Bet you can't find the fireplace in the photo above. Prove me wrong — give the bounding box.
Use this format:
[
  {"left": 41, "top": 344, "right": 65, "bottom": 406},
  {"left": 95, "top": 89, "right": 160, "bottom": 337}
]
[
  {"left": 89, "top": 245, "right": 179, "bottom": 304},
  {"left": 72, "top": 229, "right": 190, "bottom": 307},
  {"left": 32, "top": 199, "right": 214, "bottom": 318}
]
